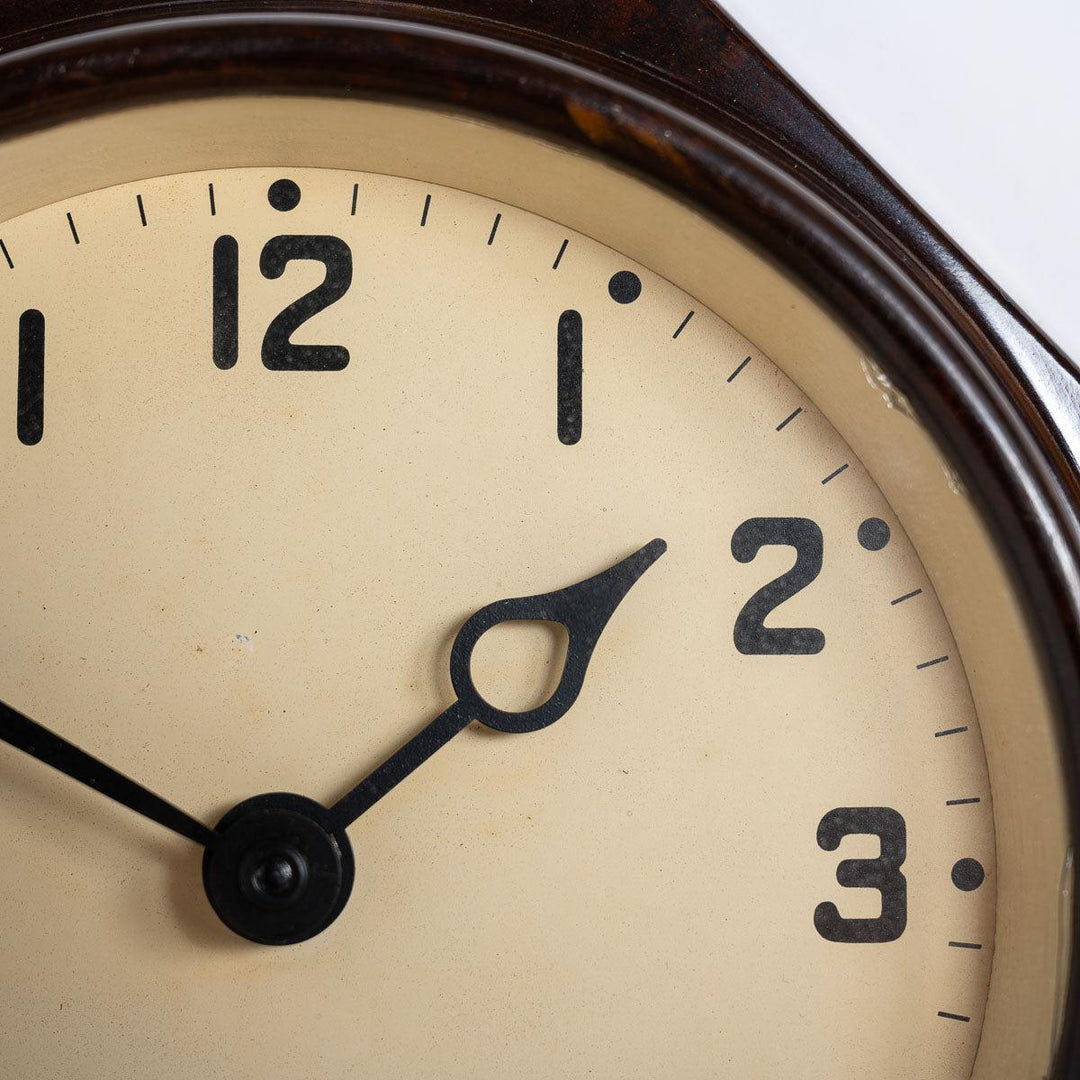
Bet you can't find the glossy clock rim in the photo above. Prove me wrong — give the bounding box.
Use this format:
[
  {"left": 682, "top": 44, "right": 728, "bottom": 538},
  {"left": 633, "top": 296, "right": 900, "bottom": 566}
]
[{"left": 0, "top": 12, "right": 1076, "bottom": 1077}]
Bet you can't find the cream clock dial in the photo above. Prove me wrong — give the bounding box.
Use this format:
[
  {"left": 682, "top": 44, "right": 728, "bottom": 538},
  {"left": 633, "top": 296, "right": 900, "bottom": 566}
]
[{"left": 0, "top": 165, "right": 998, "bottom": 1078}]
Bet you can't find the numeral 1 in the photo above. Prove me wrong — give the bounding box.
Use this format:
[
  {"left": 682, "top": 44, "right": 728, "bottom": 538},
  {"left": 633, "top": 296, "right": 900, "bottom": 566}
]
[
  {"left": 557, "top": 309, "right": 582, "bottom": 445},
  {"left": 17, "top": 309, "right": 45, "bottom": 446},
  {"left": 212, "top": 235, "right": 239, "bottom": 370}
]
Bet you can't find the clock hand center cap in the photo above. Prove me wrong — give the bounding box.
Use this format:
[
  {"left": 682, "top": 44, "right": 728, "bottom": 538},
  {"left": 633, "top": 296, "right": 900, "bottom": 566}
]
[
  {"left": 202, "top": 793, "right": 354, "bottom": 946},
  {"left": 239, "top": 844, "right": 309, "bottom": 907}
]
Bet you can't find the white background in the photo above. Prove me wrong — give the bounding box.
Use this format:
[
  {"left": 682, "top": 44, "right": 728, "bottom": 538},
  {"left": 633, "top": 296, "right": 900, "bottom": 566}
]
[{"left": 720, "top": 1, "right": 1079, "bottom": 363}]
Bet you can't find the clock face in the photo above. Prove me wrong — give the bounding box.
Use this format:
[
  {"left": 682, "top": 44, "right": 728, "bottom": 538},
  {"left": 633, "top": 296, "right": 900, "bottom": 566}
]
[{"left": 0, "top": 97, "right": 1068, "bottom": 1080}]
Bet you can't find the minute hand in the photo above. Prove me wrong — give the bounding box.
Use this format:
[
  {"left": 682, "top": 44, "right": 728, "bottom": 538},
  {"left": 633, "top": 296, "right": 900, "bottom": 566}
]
[
  {"left": 0, "top": 698, "right": 215, "bottom": 845},
  {"left": 327, "top": 538, "right": 667, "bottom": 832}
]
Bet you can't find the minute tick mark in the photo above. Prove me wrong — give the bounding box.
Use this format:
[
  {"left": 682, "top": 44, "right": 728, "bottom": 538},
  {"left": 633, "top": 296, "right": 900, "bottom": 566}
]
[
  {"left": 136, "top": 194, "right": 147, "bottom": 227},
  {"left": 727, "top": 356, "right": 751, "bottom": 382},
  {"left": 775, "top": 407, "right": 802, "bottom": 432},
  {"left": 0, "top": 239, "right": 12, "bottom": 269},
  {"left": 420, "top": 193, "right": 431, "bottom": 227},
  {"left": 552, "top": 238, "right": 569, "bottom": 269},
  {"left": 935, "top": 726, "right": 968, "bottom": 738},
  {"left": 891, "top": 588, "right": 923, "bottom": 605},
  {"left": 66, "top": 212, "right": 80, "bottom": 245},
  {"left": 350, "top": 183, "right": 359, "bottom": 216},
  {"left": 916, "top": 655, "right": 949, "bottom": 670},
  {"left": 487, "top": 213, "right": 502, "bottom": 245},
  {"left": 946, "top": 797, "right": 981, "bottom": 806},
  {"left": 673, "top": 310, "right": 695, "bottom": 339},
  {"left": 937, "top": 1011, "right": 970, "bottom": 1023},
  {"left": 821, "top": 463, "right": 849, "bottom": 485}
]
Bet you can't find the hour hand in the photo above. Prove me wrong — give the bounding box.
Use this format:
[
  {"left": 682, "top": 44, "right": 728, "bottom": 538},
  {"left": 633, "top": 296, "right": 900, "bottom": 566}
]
[{"left": 327, "top": 538, "right": 667, "bottom": 831}]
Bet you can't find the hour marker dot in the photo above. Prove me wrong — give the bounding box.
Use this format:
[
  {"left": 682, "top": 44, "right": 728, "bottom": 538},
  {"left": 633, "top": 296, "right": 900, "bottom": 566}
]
[
  {"left": 857, "top": 517, "right": 891, "bottom": 551},
  {"left": 608, "top": 270, "right": 642, "bottom": 304},
  {"left": 951, "top": 858, "right": 985, "bottom": 892},
  {"left": 268, "top": 178, "right": 302, "bottom": 212}
]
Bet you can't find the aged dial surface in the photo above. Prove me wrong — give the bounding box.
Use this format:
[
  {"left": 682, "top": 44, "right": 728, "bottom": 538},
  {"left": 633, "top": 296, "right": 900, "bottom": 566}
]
[{"left": 0, "top": 167, "right": 994, "bottom": 1078}]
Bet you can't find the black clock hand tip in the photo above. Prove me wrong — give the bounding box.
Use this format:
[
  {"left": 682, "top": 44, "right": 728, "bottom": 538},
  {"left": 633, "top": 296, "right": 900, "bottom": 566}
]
[
  {"left": 0, "top": 698, "right": 214, "bottom": 846},
  {"left": 642, "top": 537, "right": 668, "bottom": 559},
  {"left": 609, "top": 536, "right": 667, "bottom": 593}
]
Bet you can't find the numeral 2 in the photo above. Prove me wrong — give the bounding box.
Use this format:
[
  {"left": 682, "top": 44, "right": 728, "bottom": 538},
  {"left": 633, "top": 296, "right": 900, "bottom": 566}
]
[
  {"left": 730, "top": 517, "right": 825, "bottom": 655},
  {"left": 260, "top": 235, "right": 352, "bottom": 371}
]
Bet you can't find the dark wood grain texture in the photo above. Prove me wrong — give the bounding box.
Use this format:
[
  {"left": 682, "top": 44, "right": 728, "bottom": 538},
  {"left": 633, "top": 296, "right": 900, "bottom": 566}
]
[{"left": 0, "top": 3, "right": 1077, "bottom": 1074}]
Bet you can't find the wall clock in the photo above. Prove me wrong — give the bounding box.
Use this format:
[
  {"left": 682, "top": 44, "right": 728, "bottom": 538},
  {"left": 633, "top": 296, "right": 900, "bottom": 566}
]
[{"left": 0, "top": 3, "right": 1077, "bottom": 1078}]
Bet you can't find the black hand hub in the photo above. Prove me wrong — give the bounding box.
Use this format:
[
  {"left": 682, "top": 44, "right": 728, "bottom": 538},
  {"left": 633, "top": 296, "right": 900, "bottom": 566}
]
[{"left": 203, "top": 793, "right": 354, "bottom": 945}]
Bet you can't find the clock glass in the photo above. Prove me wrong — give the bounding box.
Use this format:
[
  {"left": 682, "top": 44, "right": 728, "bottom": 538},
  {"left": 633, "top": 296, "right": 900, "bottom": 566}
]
[{"left": 0, "top": 97, "right": 1068, "bottom": 1080}]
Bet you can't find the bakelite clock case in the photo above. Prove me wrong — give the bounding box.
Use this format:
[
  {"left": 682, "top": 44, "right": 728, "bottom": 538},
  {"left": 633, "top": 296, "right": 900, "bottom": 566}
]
[{"left": 0, "top": 1, "right": 1078, "bottom": 1076}]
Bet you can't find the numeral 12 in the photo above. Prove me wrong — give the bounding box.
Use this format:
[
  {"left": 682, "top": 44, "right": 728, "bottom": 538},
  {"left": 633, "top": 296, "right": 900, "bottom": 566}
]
[{"left": 212, "top": 234, "right": 353, "bottom": 371}]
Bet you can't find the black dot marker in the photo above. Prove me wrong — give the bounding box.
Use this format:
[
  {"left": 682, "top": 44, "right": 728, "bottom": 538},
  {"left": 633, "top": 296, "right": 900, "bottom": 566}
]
[
  {"left": 268, "top": 179, "right": 302, "bottom": 212},
  {"left": 608, "top": 270, "right": 642, "bottom": 304},
  {"left": 951, "top": 858, "right": 985, "bottom": 892},
  {"left": 858, "top": 517, "right": 891, "bottom": 551}
]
